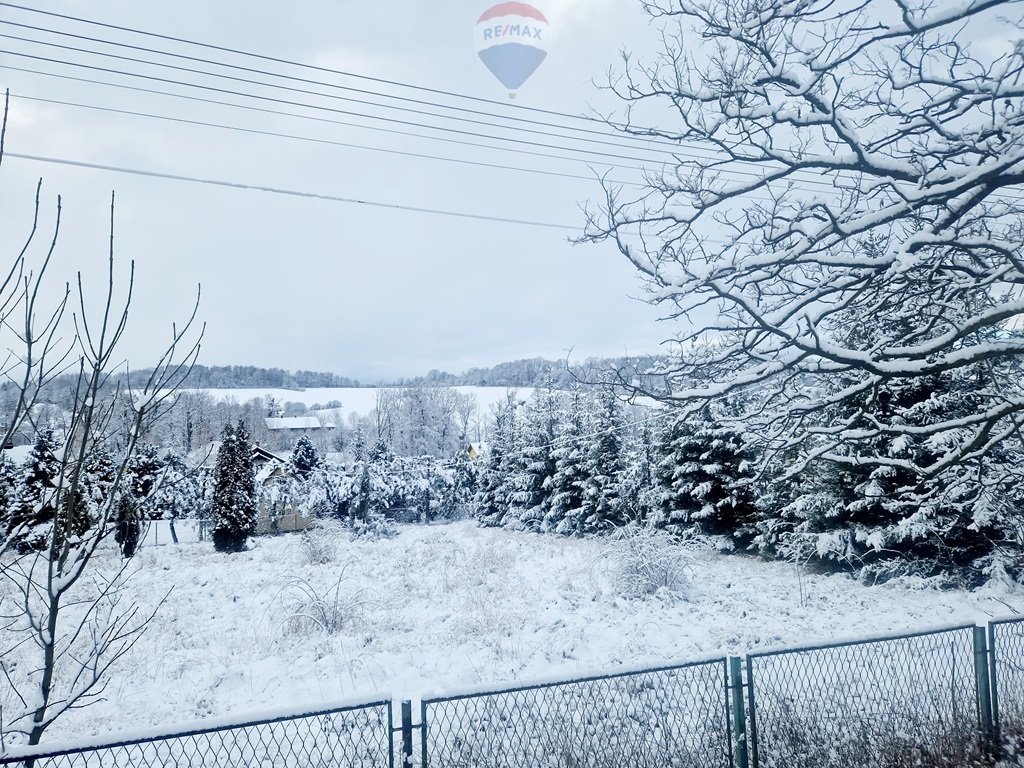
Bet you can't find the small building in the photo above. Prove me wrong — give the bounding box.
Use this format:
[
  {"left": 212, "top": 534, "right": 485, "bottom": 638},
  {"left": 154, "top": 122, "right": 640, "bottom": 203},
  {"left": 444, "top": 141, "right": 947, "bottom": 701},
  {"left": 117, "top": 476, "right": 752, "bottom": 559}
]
[{"left": 264, "top": 416, "right": 333, "bottom": 432}]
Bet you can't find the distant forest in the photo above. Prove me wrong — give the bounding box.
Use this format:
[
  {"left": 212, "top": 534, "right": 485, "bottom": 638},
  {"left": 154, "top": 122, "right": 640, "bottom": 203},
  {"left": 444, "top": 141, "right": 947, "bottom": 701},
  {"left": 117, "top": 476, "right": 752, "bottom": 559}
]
[{"left": 118, "top": 357, "right": 664, "bottom": 390}]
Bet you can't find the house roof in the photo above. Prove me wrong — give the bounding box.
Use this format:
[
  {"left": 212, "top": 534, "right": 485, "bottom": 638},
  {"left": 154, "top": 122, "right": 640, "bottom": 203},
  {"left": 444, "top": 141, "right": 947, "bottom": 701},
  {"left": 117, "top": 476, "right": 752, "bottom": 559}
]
[
  {"left": 252, "top": 445, "right": 287, "bottom": 464},
  {"left": 265, "top": 416, "right": 324, "bottom": 431}
]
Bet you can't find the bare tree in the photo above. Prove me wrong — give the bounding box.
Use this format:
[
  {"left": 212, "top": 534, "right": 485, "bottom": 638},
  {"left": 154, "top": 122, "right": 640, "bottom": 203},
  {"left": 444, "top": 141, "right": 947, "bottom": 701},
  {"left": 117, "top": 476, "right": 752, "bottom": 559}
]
[
  {"left": 0, "top": 92, "right": 72, "bottom": 454},
  {"left": 0, "top": 96, "right": 203, "bottom": 750},
  {"left": 586, "top": 0, "right": 1024, "bottom": 484}
]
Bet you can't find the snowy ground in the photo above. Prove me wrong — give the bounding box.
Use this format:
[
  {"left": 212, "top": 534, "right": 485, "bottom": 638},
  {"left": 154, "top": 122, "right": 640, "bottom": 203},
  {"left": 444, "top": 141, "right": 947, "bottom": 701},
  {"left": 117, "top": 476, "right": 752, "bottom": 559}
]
[
  {"left": 185, "top": 386, "right": 533, "bottom": 417},
  {"left": 6, "top": 521, "right": 1024, "bottom": 741}
]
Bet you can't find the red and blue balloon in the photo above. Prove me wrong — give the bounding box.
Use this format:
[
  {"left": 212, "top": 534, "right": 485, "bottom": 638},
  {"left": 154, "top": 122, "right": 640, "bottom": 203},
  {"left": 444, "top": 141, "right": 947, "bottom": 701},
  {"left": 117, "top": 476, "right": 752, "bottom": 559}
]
[{"left": 475, "top": 2, "right": 550, "bottom": 98}]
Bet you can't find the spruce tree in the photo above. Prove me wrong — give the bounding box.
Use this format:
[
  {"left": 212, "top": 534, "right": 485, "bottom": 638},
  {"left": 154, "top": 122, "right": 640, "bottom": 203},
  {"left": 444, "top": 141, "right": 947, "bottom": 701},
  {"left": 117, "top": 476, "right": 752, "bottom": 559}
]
[
  {"left": 475, "top": 397, "right": 520, "bottom": 528},
  {"left": 0, "top": 456, "right": 19, "bottom": 535},
  {"left": 513, "top": 384, "right": 561, "bottom": 530},
  {"left": 619, "top": 425, "right": 658, "bottom": 523},
  {"left": 114, "top": 444, "right": 162, "bottom": 558},
  {"left": 211, "top": 421, "right": 257, "bottom": 552},
  {"left": 579, "top": 389, "right": 627, "bottom": 533},
  {"left": 545, "top": 391, "right": 590, "bottom": 535},
  {"left": 290, "top": 435, "right": 321, "bottom": 478},
  {"left": 7, "top": 429, "right": 60, "bottom": 553},
  {"left": 653, "top": 409, "right": 756, "bottom": 543}
]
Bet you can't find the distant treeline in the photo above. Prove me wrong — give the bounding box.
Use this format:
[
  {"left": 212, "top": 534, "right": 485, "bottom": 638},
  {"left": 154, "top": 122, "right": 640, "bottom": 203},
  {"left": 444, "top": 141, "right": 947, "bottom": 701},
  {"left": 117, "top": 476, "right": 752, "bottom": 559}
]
[
  {"left": 127, "top": 365, "right": 362, "bottom": 390},
  {"left": 396, "top": 356, "right": 665, "bottom": 389},
  {"left": 129, "top": 357, "right": 665, "bottom": 390},
  {"left": 0, "top": 358, "right": 666, "bottom": 405}
]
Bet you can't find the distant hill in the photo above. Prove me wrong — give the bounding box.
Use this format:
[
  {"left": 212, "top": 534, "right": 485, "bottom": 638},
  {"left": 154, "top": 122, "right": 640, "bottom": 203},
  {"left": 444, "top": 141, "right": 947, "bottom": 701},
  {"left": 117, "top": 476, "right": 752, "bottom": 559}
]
[
  {"left": 394, "top": 356, "right": 665, "bottom": 389},
  {"left": 169, "top": 357, "right": 665, "bottom": 390},
  {"left": 148, "top": 365, "right": 361, "bottom": 390},
  {"left": 10, "top": 358, "right": 666, "bottom": 399}
]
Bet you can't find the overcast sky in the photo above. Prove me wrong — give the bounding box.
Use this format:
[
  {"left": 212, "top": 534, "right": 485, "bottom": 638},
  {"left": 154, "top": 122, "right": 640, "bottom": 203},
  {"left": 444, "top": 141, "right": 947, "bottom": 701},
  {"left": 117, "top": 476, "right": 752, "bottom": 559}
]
[{"left": 0, "top": 1, "right": 678, "bottom": 382}]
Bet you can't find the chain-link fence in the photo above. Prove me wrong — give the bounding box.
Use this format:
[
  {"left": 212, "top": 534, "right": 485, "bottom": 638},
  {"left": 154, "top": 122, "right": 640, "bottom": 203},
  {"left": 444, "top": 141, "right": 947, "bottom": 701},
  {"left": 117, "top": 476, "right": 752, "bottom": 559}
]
[
  {"left": 0, "top": 699, "right": 392, "bottom": 768},
  {"left": 420, "top": 658, "right": 732, "bottom": 768},
  {"left": 991, "top": 617, "right": 1024, "bottom": 746},
  {"left": 8, "top": 619, "right": 1024, "bottom": 768},
  {"left": 746, "top": 625, "right": 985, "bottom": 768}
]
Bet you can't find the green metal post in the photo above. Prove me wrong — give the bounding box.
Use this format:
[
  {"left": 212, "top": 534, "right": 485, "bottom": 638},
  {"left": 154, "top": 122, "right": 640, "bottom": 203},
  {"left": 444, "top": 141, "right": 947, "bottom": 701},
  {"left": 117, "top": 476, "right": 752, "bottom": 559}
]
[
  {"left": 974, "top": 626, "right": 994, "bottom": 756},
  {"left": 401, "top": 700, "right": 413, "bottom": 767},
  {"left": 420, "top": 701, "right": 429, "bottom": 768},
  {"left": 729, "top": 657, "right": 750, "bottom": 768},
  {"left": 989, "top": 623, "right": 1002, "bottom": 750}
]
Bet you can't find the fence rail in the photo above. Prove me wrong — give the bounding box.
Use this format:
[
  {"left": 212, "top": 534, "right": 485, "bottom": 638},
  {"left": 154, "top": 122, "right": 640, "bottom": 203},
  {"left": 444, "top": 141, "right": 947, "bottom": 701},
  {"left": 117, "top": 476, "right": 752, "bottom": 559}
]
[
  {"left": 746, "top": 624, "right": 984, "bottom": 768},
  {"left": 7, "top": 618, "right": 1024, "bottom": 768},
  {"left": 990, "top": 616, "right": 1024, "bottom": 747},
  {"left": 421, "top": 658, "right": 732, "bottom": 768},
  {"left": 0, "top": 699, "right": 392, "bottom": 768}
]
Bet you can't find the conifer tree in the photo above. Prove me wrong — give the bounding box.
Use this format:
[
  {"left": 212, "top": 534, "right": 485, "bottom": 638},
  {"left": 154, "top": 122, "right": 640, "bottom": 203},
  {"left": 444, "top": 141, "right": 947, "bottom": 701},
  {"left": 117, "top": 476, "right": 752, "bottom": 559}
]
[
  {"left": 545, "top": 391, "right": 590, "bottom": 535},
  {"left": 653, "top": 409, "right": 756, "bottom": 543},
  {"left": 290, "top": 435, "right": 321, "bottom": 478},
  {"left": 619, "top": 425, "right": 658, "bottom": 523},
  {"left": 579, "top": 390, "right": 627, "bottom": 533},
  {"left": 211, "top": 421, "right": 257, "bottom": 552},
  {"left": 513, "top": 384, "right": 561, "bottom": 530},
  {"left": 114, "top": 444, "right": 162, "bottom": 558},
  {"left": 0, "top": 457, "right": 18, "bottom": 532},
  {"left": 475, "top": 396, "right": 520, "bottom": 528},
  {"left": 6, "top": 429, "right": 60, "bottom": 553}
]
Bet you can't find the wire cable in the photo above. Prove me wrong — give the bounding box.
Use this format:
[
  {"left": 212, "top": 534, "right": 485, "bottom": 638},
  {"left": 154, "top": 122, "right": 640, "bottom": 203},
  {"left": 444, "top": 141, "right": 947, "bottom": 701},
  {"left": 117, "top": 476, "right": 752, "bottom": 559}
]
[
  {"left": 2, "top": 151, "right": 583, "bottom": 231},
  {"left": 0, "top": 48, "right": 683, "bottom": 169},
  {"left": 0, "top": 17, "right": 716, "bottom": 159},
  {"left": 0, "top": 1, "right": 668, "bottom": 135},
  {"left": 8, "top": 93, "right": 644, "bottom": 188},
  {"left": 0, "top": 31, "right": 701, "bottom": 164},
  {"left": 0, "top": 64, "right": 651, "bottom": 175}
]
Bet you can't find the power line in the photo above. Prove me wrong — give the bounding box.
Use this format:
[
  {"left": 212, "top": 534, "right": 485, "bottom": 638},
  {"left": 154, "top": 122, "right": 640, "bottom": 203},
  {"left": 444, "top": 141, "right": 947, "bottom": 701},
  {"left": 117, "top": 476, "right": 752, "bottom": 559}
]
[
  {"left": 8, "top": 93, "right": 644, "bottom": 188},
  {"left": 0, "top": 17, "right": 711, "bottom": 159},
  {"left": 0, "top": 1, "right": 665, "bottom": 136},
  {"left": 1, "top": 152, "right": 732, "bottom": 247},
  {"left": 0, "top": 31, "right": 698, "bottom": 164},
  {"left": 0, "top": 33, "right": 894, "bottom": 197},
  {"left": 9, "top": 4, "right": 1022, "bottom": 207},
  {"left": 0, "top": 11, "right": 867, "bottom": 196},
  {"left": 0, "top": 48, "right": 682, "bottom": 169},
  {"left": 3, "top": 151, "right": 583, "bottom": 231},
  {"left": 0, "top": 65, "right": 650, "bottom": 175},
  {"left": 0, "top": 49, "right": 847, "bottom": 196}
]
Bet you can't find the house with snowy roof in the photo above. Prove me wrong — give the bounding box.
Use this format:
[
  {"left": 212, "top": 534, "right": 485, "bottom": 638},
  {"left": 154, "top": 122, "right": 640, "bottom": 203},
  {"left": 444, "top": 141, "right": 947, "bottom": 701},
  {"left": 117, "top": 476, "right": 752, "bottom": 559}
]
[{"left": 264, "top": 415, "right": 334, "bottom": 433}]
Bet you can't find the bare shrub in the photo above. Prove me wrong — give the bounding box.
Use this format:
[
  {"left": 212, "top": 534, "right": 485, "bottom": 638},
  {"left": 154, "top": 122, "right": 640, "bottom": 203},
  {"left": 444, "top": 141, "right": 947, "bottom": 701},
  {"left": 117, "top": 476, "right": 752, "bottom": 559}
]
[
  {"left": 600, "top": 525, "right": 701, "bottom": 600},
  {"left": 298, "top": 521, "right": 344, "bottom": 565},
  {"left": 348, "top": 514, "right": 397, "bottom": 541},
  {"left": 274, "top": 564, "right": 375, "bottom": 637}
]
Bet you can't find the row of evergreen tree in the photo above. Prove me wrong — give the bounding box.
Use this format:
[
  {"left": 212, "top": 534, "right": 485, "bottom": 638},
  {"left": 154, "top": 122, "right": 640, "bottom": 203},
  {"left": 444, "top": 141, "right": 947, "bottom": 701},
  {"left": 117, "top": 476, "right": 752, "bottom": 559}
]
[{"left": 471, "top": 381, "right": 1024, "bottom": 586}]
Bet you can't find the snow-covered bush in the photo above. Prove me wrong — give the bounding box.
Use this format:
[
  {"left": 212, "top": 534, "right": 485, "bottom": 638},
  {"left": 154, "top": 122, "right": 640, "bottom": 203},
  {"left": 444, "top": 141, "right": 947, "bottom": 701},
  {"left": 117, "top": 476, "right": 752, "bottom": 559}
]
[
  {"left": 601, "top": 525, "right": 699, "bottom": 600},
  {"left": 276, "top": 567, "right": 373, "bottom": 637},
  {"left": 298, "top": 520, "right": 345, "bottom": 565},
  {"left": 348, "top": 514, "right": 397, "bottom": 541}
]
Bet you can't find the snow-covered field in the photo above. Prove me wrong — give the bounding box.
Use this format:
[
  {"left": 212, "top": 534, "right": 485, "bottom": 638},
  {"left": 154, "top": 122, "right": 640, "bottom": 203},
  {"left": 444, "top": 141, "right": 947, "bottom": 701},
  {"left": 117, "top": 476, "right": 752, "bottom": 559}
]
[
  {"left": 185, "top": 386, "right": 533, "bottom": 417},
  {"left": 8, "top": 521, "right": 1023, "bottom": 742}
]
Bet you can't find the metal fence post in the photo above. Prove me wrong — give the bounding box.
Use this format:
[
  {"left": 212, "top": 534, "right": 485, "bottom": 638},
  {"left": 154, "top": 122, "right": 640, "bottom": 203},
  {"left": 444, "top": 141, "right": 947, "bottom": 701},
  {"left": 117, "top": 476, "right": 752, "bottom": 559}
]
[
  {"left": 388, "top": 701, "right": 395, "bottom": 768},
  {"left": 974, "top": 626, "right": 995, "bottom": 756},
  {"left": 401, "top": 700, "right": 413, "bottom": 767},
  {"left": 988, "top": 623, "right": 1002, "bottom": 750},
  {"left": 746, "top": 656, "right": 760, "bottom": 768},
  {"left": 729, "top": 657, "right": 750, "bottom": 768},
  {"left": 420, "top": 700, "right": 429, "bottom": 768}
]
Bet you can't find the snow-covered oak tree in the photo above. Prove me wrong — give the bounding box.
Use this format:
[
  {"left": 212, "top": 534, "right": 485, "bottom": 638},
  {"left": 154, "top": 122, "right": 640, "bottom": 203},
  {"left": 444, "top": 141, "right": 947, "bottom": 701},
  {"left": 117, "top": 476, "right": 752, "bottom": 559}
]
[{"left": 587, "top": 0, "right": 1024, "bottom": 491}]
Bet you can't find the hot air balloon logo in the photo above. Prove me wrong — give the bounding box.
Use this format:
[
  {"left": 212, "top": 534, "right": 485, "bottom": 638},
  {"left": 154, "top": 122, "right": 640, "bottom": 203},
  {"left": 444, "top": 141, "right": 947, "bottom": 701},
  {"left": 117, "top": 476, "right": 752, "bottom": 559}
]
[{"left": 474, "top": 2, "right": 550, "bottom": 98}]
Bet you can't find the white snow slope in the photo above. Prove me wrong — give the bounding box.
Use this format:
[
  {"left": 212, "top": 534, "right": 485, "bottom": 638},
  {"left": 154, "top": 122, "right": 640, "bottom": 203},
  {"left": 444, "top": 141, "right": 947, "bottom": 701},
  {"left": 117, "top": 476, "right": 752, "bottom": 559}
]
[
  {"left": 183, "top": 386, "right": 533, "bottom": 418},
  {"left": 5, "top": 521, "right": 1022, "bottom": 741}
]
